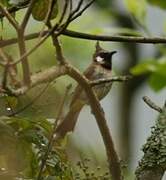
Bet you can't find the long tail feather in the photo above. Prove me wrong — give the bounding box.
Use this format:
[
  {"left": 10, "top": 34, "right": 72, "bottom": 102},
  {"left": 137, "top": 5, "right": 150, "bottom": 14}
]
[{"left": 55, "top": 103, "right": 83, "bottom": 138}]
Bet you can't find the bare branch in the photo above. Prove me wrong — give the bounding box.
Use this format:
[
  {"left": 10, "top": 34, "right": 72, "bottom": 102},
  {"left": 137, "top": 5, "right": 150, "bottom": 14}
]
[
  {"left": 58, "top": 0, "right": 69, "bottom": 25},
  {"left": 9, "top": 65, "right": 67, "bottom": 96},
  {"left": 3, "top": 29, "right": 166, "bottom": 48},
  {"left": 66, "top": 64, "right": 122, "bottom": 180},
  {"left": 17, "top": 29, "right": 31, "bottom": 85},
  {"left": 0, "top": 3, "right": 19, "bottom": 30},
  {"left": 70, "top": 0, "right": 95, "bottom": 22},
  {"left": 21, "top": 0, "right": 36, "bottom": 30},
  {"left": 143, "top": 96, "right": 162, "bottom": 113},
  {"left": 91, "top": 75, "right": 132, "bottom": 86},
  {"left": 0, "top": 0, "right": 29, "bottom": 18}
]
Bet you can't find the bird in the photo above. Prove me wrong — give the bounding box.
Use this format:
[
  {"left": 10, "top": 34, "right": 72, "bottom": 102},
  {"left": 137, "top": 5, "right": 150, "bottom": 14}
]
[{"left": 55, "top": 42, "right": 117, "bottom": 138}]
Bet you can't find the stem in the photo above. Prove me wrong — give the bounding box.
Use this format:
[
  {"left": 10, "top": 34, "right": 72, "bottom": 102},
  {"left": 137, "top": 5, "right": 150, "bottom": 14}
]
[
  {"left": 17, "top": 29, "right": 31, "bottom": 85},
  {"left": 3, "top": 29, "right": 166, "bottom": 48},
  {"left": 66, "top": 64, "right": 122, "bottom": 180}
]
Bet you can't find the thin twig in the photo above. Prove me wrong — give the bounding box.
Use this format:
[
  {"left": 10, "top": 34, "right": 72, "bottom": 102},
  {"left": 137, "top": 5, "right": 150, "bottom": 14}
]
[
  {"left": 58, "top": 0, "right": 69, "bottom": 25},
  {"left": 0, "top": 3, "right": 19, "bottom": 30},
  {"left": 70, "top": 0, "right": 95, "bottom": 22},
  {"left": 37, "top": 85, "right": 71, "bottom": 180},
  {"left": 70, "top": 0, "right": 83, "bottom": 17},
  {"left": 21, "top": 0, "right": 36, "bottom": 30},
  {"left": 47, "top": 22, "right": 66, "bottom": 64},
  {"left": 143, "top": 96, "right": 162, "bottom": 113},
  {"left": 91, "top": 75, "right": 132, "bottom": 86},
  {"left": 0, "top": 0, "right": 29, "bottom": 18}
]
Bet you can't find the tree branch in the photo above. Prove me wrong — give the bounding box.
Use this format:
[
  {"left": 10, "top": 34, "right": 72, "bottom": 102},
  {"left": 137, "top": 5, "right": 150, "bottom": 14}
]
[
  {"left": 2, "top": 29, "right": 166, "bottom": 48},
  {"left": 21, "top": 0, "right": 36, "bottom": 30},
  {"left": 9, "top": 65, "right": 67, "bottom": 96},
  {"left": 65, "top": 64, "right": 122, "bottom": 180},
  {"left": 91, "top": 75, "right": 132, "bottom": 86},
  {"left": 0, "top": 3, "right": 19, "bottom": 30},
  {"left": 143, "top": 96, "right": 163, "bottom": 113},
  {"left": 49, "top": 33, "right": 122, "bottom": 179},
  {"left": 17, "top": 29, "right": 31, "bottom": 85}
]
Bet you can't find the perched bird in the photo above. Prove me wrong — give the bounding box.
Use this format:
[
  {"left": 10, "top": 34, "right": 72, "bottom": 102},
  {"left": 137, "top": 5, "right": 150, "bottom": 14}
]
[{"left": 56, "top": 42, "right": 116, "bottom": 138}]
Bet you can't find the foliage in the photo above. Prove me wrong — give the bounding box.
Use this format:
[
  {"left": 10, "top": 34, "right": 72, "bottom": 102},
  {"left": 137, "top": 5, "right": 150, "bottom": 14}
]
[
  {"left": 130, "top": 58, "right": 166, "bottom": 91},
  {"left": 0, "top": 116, "right": 73, "bottom": 179},
  {"left": 123, "top": 0, "right": 166, "bottom": 92},
  {"left": 147, "top": 0, "right": 166, "bottom": 9},
  {"left": 0, "top": 0, "right": 166, "bottom": 179},
  {"left": 135, "top": 104, "right": 166, "bottom": 178}
]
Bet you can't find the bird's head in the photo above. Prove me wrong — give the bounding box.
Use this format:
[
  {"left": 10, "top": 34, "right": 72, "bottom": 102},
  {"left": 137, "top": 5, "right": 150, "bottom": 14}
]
[{"left": 93, "top": 41, "right": 117, "bottom": 70}]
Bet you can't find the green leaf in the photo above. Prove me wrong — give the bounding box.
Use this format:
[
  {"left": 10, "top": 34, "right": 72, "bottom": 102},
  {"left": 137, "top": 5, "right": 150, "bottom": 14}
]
[
  {"left": 130, "top": 60, "right": 157, "bottom": 75},
  {"left": 124, "top": 0, "right": 147, "bottom": 24},
  {"left": 32, "top": 0, "right": 58, "bottom": 21},
  {"left": 149, "top": 73, "right": 166, "bottom": 91},
  {"left": 147, "top": 0, "right": 166, "bottom": 9},
  {"left": 0, "top": 0, "right": 10, "bottom": 7}
]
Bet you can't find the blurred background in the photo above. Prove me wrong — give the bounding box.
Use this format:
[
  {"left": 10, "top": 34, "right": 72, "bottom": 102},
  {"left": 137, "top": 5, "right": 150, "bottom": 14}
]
[{"left": 1, "top": 0, "right": 166, "bottom": 179}]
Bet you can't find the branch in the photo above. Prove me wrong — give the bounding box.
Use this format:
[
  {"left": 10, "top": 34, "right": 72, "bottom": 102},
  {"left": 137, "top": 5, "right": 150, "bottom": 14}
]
[
  {"left": 0, "top": 0, "right": 29, "bottom": 18},
  {"left": 143, "top": 96, "right": 162, "bottom": 113},
  {"left": 52, "top": 39, "right": 122, "bottom": 179},
  {"left": 91, "top": 75, "right": 132, "bottom": 86},
  {"left": 2, "top": 29, "right": 166, "bottom": 48},
  {"left": 17, "top": 29, "right": 31, "bottom": 85},
  {"left": 66, "top": 64, "right": 122, "bottom": 180},
  {"left": 9, "top": 65, "right": 67, "bottom": 96},
  {"left": 21, "top": 0, "right": 36, "bottom": 30},
  {"left": 135, "top": 100, "right": 166, "bottom": 180},
  {"left": 0, "top": 3, "right": 19, "bottom": 30}
]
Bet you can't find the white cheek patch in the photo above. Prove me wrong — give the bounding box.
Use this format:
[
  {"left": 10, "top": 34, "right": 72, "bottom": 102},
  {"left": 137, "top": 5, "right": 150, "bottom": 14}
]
[{"left": 96, "top": 56, "right": 104, "bottom": 63}]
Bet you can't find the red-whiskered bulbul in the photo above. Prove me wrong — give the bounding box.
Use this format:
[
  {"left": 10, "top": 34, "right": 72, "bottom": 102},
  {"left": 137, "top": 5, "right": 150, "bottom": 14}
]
[{"left": 56, "top": 42, "right": 116, "bottom": 138}]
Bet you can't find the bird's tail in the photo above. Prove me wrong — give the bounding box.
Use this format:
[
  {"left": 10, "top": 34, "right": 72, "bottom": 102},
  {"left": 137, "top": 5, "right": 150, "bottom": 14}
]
[{"left": 55, "top": 102, "right": 83, "bottom": 138}]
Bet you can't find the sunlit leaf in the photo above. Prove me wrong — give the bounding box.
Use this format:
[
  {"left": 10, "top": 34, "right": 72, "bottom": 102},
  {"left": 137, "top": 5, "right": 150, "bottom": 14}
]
[
  {"left": 130, "top": 60, "right": 157, "bottom": 75},
  {"left": 149, "top": 73, "right": 166, "bottom": 91},
  {"left": 147, "top": 0, "right": 166, "bottom": 9},
  {"left": 124, "top": 0, "right": 147, "bottom": 25},
  {"left": 32, "top": 0, "right": 58, "bottom": 21}
]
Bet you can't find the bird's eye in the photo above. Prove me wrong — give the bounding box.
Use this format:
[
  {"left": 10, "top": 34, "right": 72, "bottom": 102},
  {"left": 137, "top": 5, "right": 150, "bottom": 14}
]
[{"left": 96, "top": 56, "right": 104, "bottom": 62}]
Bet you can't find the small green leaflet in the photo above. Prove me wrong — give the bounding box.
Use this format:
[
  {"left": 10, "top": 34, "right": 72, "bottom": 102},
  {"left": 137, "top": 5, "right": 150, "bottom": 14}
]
[
  {"left": 147, "top": 0, "right": 166, "bottom": 9},
  {"left": 130, "top": 59, "right": 166, "bottom": 91}
]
